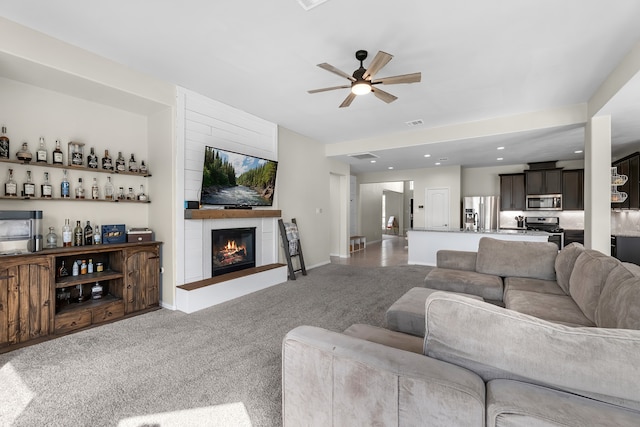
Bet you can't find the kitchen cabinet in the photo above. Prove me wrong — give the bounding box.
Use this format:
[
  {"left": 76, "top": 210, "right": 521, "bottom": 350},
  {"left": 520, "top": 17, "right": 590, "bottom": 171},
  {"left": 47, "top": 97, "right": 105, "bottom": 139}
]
[
  {"left": 0, "top": 255, "right": 52, "bottom": 349},
  {"left": 564, "top": 230, "right": 584, "bottom": 247},
  {"left": 611, "top": 235, "right": 640, "bottom": 265},
  {"left": 525, "top": 169, "right": 563, "bottom": 195},
  {"left": 562, "top": 169, "right": 584, "bottom": 210},
  {"left": 612, "top": 153, "right": 640, "bottom": 209},
  {"left": 499, "top": 173, "right": 526, "bottom": 211}
]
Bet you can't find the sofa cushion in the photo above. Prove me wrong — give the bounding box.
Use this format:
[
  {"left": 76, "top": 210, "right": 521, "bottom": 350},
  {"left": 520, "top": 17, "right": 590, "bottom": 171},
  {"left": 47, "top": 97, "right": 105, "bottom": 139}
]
[
  {"left": 554, "top": 242, "right": 585, "bottom": 295},
  {"left": 425, "top": 267, "right": 503, "bottom": 301},
  {"left": 423, "top": 292, "right": 640, "bottom": 412},
  {"left": 595, "top": 263, "right": 640, "bottom": 329},
  {"left": 436, "top": 250, "right": 477, "bottom": 271},
  {"left": 503, "top": 276, "right": 565, "bottom": 296},
  {"left": 475, "top": 237, "right": 558, "bottom": 281},
  {"left": 503, "top": 290, "right": 594, "bottom": 327},
  {"left": 569, "top": 250, "right": 621, "bottom": 323},
  {"left": 487, "top": 379, "right": 640, "bottom": 427}
]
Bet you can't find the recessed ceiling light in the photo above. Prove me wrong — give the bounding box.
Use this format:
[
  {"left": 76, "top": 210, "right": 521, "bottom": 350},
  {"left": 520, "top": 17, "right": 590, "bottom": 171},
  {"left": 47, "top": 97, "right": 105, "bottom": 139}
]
[
  {"left": 497, "top": 157, "right": 503, "bottom": 161},
  {"left": 435, "top": 162, "right": 441, "bottom": 166},
  {"left": 424, "top": 154, "right": 431, "bottom": 158},
  {"left": 370, "top": 160, "right": 376, "bottom": 163},
  {"left": 497, "top": 147, "right": 505, "bottom": 150},
  {"left": 574, "top": 150, "right": 583, "bottom": 154},
  {"left": 388, "top": 166, "right": 394, "bottom": 170}
]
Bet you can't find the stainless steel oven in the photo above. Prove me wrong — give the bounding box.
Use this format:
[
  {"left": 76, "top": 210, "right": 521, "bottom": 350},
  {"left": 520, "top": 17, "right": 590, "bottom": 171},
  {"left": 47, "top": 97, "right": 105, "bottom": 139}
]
[{"left": 526, "top": 194, "right": 562, "bottom": 211}]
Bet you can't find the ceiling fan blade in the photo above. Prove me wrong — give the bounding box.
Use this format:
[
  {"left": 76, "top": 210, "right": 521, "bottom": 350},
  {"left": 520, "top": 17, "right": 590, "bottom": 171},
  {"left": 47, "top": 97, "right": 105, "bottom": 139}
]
[
  {"left": 339, "top": 92, "right": 357, "bottom": 108},
  {"left": 372, "top": 72, "right": 422, "bottom": 85},
  {"left": 308, "top": 85, "right": 351, "bottom": 94},
  {"left": 317, "top": 63, "right": 356, "bottom": 81},
  {"left": 371, "top": 87, "right": 398, "bottom": 104},
  {"left": 362, "top": 51, "right": 393, "bottom": 80}
]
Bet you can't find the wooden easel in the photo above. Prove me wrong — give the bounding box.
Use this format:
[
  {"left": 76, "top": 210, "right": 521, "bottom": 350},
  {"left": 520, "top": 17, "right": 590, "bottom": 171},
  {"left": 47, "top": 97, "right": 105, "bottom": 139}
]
[{"left": 278, "top": 218, "right": 307, "bottom": 280}]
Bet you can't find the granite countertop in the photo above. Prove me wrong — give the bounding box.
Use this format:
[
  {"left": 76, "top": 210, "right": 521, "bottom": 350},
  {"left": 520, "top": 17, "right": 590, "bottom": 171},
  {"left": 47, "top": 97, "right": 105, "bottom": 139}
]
[
  {"left": 410, "top": 228, "right": 550, "bottom": 236},
  {"left": 612, "top": 231, "right": 640, "bottom": 238}
]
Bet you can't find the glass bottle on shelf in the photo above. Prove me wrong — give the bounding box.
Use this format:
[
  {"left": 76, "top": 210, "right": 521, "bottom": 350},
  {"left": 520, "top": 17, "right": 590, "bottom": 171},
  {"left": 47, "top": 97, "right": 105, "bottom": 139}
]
[
  {"left": 80, "top": 259, "right": 87, "bottom": 275},
  {"left": 87, "top": 258, "right": 94, "bottom": 274},
  {"left": 139, "top": 160, "right": 148, "bottom": 175},
  {"left": 46, "top": 226, "right": 58, "bottom": 248},
  {"left": 126, "top": 187, "right": 135, "bottom": 200},
  {"left": 4, "top": 168, "right": 17, "bottom": 197},
  {"left": 62, "top": 218, "right": 72, "bottom": 247},
  {"left": 53, "top": 139, "right": 64, "bottom": 165},
  {"left": 23, "top": 170, "right": 35, "bottom": 197},
  {"left": 87, "top": 147, "right": 98, "bottom": 169},
  {"left": 0, "top": 126, "right": 9, "bottom": 159},
  {"left": 104, "top": 176, "right": 115, "bottom": 200},
  {"left": 91, "top": 177, "right": 99, "bottom": 200},
  {"left": 72, "top": 260, "right": 79, "bottom": 276},
  {"left": 92, "top": 282, "right": 103, "bottom": 300},
  {"left": 58, "top": 260, "right": 68, "bottom": 277},
  {"left": 116, "top": 151, "right": 126, "bottom": 172},
  {"left": 93, "top": 225, "right": 102, "bottom": 245},
  {"left": 84, "top": 221, "right": 93, "bottom": 246},
  {"left": 117, "top": 186, "right": 125, "bottom": 200},
  {"left": 61, "top": 169, "right": 70, "bottom": 198},
  {"left": 73, "top": 220, "right": 83, "bottom": 246},
  {"left": 16, "top": 141, "right": 33, "bottom": 162},
  {"left": 75, "top": 177, "right": 85, "bottom": 199},
  {"left": 41, "top": 171, "right": 52, "bottom": 198},
  {"left": 70, "top": 143, "right": 83, "bottom": 166},
  {"left": 137, "top": 184, "right": 148, "bottom": 201},
  {"left": 128, "top": 153, "right": 138, "bottom": 172},
  {"left": 36, "top": 137, "right": 47, "bottom": 163},
  {"left": 102, "top": 149, "right": 114, "bottom": 171}
]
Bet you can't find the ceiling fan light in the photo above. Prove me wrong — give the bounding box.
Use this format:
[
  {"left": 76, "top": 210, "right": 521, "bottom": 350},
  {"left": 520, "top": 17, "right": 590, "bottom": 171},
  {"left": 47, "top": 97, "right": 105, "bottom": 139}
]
[{"left": 351, "top": 82, "right": 371, "bottom": 95}]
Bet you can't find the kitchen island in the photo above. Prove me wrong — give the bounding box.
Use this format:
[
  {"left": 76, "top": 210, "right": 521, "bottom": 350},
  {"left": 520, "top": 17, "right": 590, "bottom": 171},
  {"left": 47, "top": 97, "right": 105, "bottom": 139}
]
[{"left": 407, "top": 228, "right": 552, "bottom": 266}]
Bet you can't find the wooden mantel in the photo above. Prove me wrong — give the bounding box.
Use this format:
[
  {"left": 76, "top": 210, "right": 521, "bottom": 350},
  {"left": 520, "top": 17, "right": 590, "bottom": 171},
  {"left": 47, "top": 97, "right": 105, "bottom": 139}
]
[{"left": 184, "top": 209, "right": 281, "bottom": 219}]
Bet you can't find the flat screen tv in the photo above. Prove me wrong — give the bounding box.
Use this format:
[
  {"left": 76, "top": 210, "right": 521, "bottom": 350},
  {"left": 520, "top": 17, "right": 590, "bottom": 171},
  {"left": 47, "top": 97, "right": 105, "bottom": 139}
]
[{"left": 200, "top": 146, "right": 278, "bottom": 207}]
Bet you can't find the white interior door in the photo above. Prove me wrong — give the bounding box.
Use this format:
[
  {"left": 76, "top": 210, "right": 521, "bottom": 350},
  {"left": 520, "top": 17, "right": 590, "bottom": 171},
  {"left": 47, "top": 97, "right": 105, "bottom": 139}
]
[{"left": 426, "top": 187, "right": 450, "bottom": 230}]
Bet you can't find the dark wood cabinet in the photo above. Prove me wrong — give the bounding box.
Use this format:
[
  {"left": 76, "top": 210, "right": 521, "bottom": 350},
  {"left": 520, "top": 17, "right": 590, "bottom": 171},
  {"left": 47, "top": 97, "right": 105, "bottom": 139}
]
[
  {"left": 525, "top": 169, "right": 563, "bottom": 195},
  {"left": 562, "top": 169, "right": 584, "bottom": 210},
  {"left": 499, "top": 173, "right": 526, "bottom": 211},
  {"left": 124, "top": 245, "right": 160, "bottom": 314},
  {"left": 612, "top": 153, "right": 640, "bottom": 209}
]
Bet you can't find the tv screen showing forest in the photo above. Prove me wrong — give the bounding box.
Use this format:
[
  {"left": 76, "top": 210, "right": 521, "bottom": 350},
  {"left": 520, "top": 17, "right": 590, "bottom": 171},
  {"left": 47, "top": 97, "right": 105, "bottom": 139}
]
[{"left": 200, "top": 146, "right": 278, "bottom": 207}]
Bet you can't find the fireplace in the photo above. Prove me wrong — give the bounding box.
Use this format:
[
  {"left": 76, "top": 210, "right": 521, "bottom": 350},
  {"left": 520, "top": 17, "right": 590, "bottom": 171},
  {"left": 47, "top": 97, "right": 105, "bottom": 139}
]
[{"left": 211, "top": 227, "right": 256, "bottom": 276}]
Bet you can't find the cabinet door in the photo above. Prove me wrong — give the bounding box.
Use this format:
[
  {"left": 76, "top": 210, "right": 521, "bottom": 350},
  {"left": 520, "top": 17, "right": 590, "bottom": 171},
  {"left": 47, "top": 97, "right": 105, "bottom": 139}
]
[
  {"left": 511, "top": 174, "right": 526, "bottom": 210},
  {"left": 0, "top": 256, "right": 52, "bottom": 347},
  {"left": 562, "top": 169, "right": 584, "bottom": 210},
  {"left": 500, "top": 174, "right": 525, "bottom": 211},
  {"left": 544, "top": 169, "right": 563, "bottom": 194},
  {"left": 615, "top": 159, "right": 631, "bottom": 209},
  {"left": 628, "top": 156, "right": 639, "bottom": 209},
  {"left": 124, "top": 246, "right": 160, "bottom": 314},
  {"left": 525, "top": 170, "right": 544, "bottom": 195}
]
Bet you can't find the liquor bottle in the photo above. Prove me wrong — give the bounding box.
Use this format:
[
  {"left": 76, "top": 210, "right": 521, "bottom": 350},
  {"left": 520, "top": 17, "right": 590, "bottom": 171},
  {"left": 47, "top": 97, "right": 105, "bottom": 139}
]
[
  {"left": 117, "top": 186, "right": 125, "bottom": 200},
  {"left": 91, "top": 177, "right": 99, "bottom": 200},
  {"left": 87, "top": 147, "right": 98, "bottom": 169},
  {"left": 16, "top": 141, "right": 33, "bottom": 162},
  {"left": 128, "top": 153, "right": 138, "bottom": 172},
  {"left": 53, "top": 140, "right": 64, "bottom": 165},
  {"left": 87, "top": 258, "right": 94, "bottom": 274},
  {"left": 104, "top": 176, "right": 115, "bottom": 200},
  {"left": 137, "top": 184, "right": 148, "bottom": 201},
  {"left": 58, "top": 260, "right": 68, "bottom": 277},
  {"left": 80, "top": 259, "right": 87, "bottom": 275},
  {"left": 62, "top": 218, "right": 72, "bottom": 247},
  {"left": 139, "top": 160, "right": 148, "bottom": 175},
  {"left": 46, "top": 226, "right": 58, "bottom": 248},
  {"left": 84, "top": 221, "right": 93, "bottom": 246},
  {"left": 61, "top": 169, "right": 70, "bottom": 198},
  {"left": 36, "top": 137, "right": 48, "bottom": 163},
  {"left": 71, "top": 143, "right": 83, "bottom": 166},
  {"left": 41, "top": 172, "right": 53, "bottom": 198},
  {"left": 116, "top": 151, "right": 126, "bottom": 172},
  {"left": 72, "top": 260, "right": 79, "bottom": 276},
  {"left": 93, "top": 225, "right": 102, "bottom": 245},
  {"left": 126, "top": 187, "right": 135, "bottom": 200},
  {"left": 23, "top": 170, "right": 35, "bottom": 197},
  {"left": 91, "top": 282, "right": 103, "bottom": 300},
  {"left": 73, "top": 220, "right": 83, "bottom": 246},
  {"left": 0, "top": 126, "right": 9, "bottom": 159},
  {"left": 102, "top": 149, "right": 114, "bottom": 171},
  {"left": 75, "top": 177, "right": 85, "bottom": 199},
  {"left": 4, "top": 168, "right": 17, "bottom": 196}
]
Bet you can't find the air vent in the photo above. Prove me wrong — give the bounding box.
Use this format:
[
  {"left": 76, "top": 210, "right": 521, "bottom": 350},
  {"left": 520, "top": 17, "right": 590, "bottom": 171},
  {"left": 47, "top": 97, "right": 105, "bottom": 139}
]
[
  {"left": 348, "top": 152, "right": 379, "bottom": 160},
  {"left": 438, "top": 157, "right": 448, "bottom": 162},
  {"left": 296, "top": 0, "right": 329, "bottom": 10},
  {"left": 405, "top": 119, "right": 424, "bottom": 127}
]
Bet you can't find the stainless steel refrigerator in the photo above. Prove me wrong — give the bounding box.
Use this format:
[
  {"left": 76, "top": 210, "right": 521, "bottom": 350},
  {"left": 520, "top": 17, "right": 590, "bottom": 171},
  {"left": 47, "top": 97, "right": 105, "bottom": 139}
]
[{"left": 463, "top": 196, "right": 500, "bottom": 231}]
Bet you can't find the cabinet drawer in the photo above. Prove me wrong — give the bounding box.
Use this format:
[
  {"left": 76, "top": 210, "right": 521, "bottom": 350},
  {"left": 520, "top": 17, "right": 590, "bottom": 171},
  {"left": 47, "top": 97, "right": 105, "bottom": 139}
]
[
  {"left": 55, "top": 311, "right": 92, "bottom": 334},
  {"left": 91, "top": 300, "right": 124, "bottom": 324}
]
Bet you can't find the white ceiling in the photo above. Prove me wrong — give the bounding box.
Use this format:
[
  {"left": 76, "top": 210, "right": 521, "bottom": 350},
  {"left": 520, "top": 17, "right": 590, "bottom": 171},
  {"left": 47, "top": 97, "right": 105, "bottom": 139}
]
[{"left": 1, "top": 0, "right": 639, "bottom": 173}]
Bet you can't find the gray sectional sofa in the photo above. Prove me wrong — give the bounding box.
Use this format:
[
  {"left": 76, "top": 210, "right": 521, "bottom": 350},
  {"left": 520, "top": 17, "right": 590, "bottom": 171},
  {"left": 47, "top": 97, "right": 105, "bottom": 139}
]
[{"left": 281, "top": 238, "right": 640, "bottom": 426}]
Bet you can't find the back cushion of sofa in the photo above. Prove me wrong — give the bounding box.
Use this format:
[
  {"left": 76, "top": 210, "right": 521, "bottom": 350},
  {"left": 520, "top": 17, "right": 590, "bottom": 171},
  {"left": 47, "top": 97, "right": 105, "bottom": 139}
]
[
  {"left": 476, "top": 237, "right": 558, "bottom": 281},
  {"left": 595, "top": 264, "right": 640, "bottom": 329},
  {"left": 569, "top": 250, "right": 620, "bottom": 323},
  {"left": 554, "top": 243, "right": 585, "bottom": 295}
]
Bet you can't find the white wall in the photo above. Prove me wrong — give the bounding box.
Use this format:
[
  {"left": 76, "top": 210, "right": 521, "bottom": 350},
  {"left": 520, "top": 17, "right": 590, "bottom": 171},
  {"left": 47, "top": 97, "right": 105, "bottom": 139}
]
[{"left": 358, "top": 182, "right": 403, "bottom": 241}]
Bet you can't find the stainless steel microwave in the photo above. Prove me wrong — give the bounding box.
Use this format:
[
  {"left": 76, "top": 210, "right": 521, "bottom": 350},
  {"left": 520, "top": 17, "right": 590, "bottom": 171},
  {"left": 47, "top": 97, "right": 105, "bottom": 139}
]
[{"left": 526, "top": 195, "right": 562, "bottom": 211}]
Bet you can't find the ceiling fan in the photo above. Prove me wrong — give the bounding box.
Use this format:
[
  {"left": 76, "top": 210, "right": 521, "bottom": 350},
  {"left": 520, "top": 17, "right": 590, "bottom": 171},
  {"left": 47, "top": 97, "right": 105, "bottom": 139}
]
[{"left": 308, "top": 50, "right": 421, "bottom": 108}]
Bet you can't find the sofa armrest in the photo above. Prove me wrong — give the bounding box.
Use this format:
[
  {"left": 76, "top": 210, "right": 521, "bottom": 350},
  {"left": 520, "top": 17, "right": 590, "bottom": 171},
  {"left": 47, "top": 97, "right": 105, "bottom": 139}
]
[
  {"left": 423, "top": 292, "right": 640, "bottom": 412},
  {"left": 436, "top": 250, "right": 477, "bottom": 271},
  {"left": 283, "top": 325, "right": 485, "bottom": 426}
]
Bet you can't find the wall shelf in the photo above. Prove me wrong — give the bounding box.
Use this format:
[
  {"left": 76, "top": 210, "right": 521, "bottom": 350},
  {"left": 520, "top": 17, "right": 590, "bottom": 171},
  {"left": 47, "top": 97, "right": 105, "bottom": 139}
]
[
  {"left": 0, "top": 158, "right": 152, "bottom": 177},
  {"left": 184, "top": 209, "right": 281, "bottom": 219}
]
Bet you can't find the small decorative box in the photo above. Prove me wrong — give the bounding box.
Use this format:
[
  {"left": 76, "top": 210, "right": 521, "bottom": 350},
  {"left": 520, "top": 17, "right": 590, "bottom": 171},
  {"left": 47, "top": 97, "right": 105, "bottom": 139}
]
[
  {"left": 127, "top": 227, "right": 153, "bottom": 243},
  {"left": 102, "top": 224, "right": 126, "bottom": 244}
]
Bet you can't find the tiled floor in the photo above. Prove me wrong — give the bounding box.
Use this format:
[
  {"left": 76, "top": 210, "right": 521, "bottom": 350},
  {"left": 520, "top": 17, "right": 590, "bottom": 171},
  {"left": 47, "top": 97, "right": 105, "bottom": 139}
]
[{"left": 331, "top": 234, "right": 408, "bottom": 267}]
